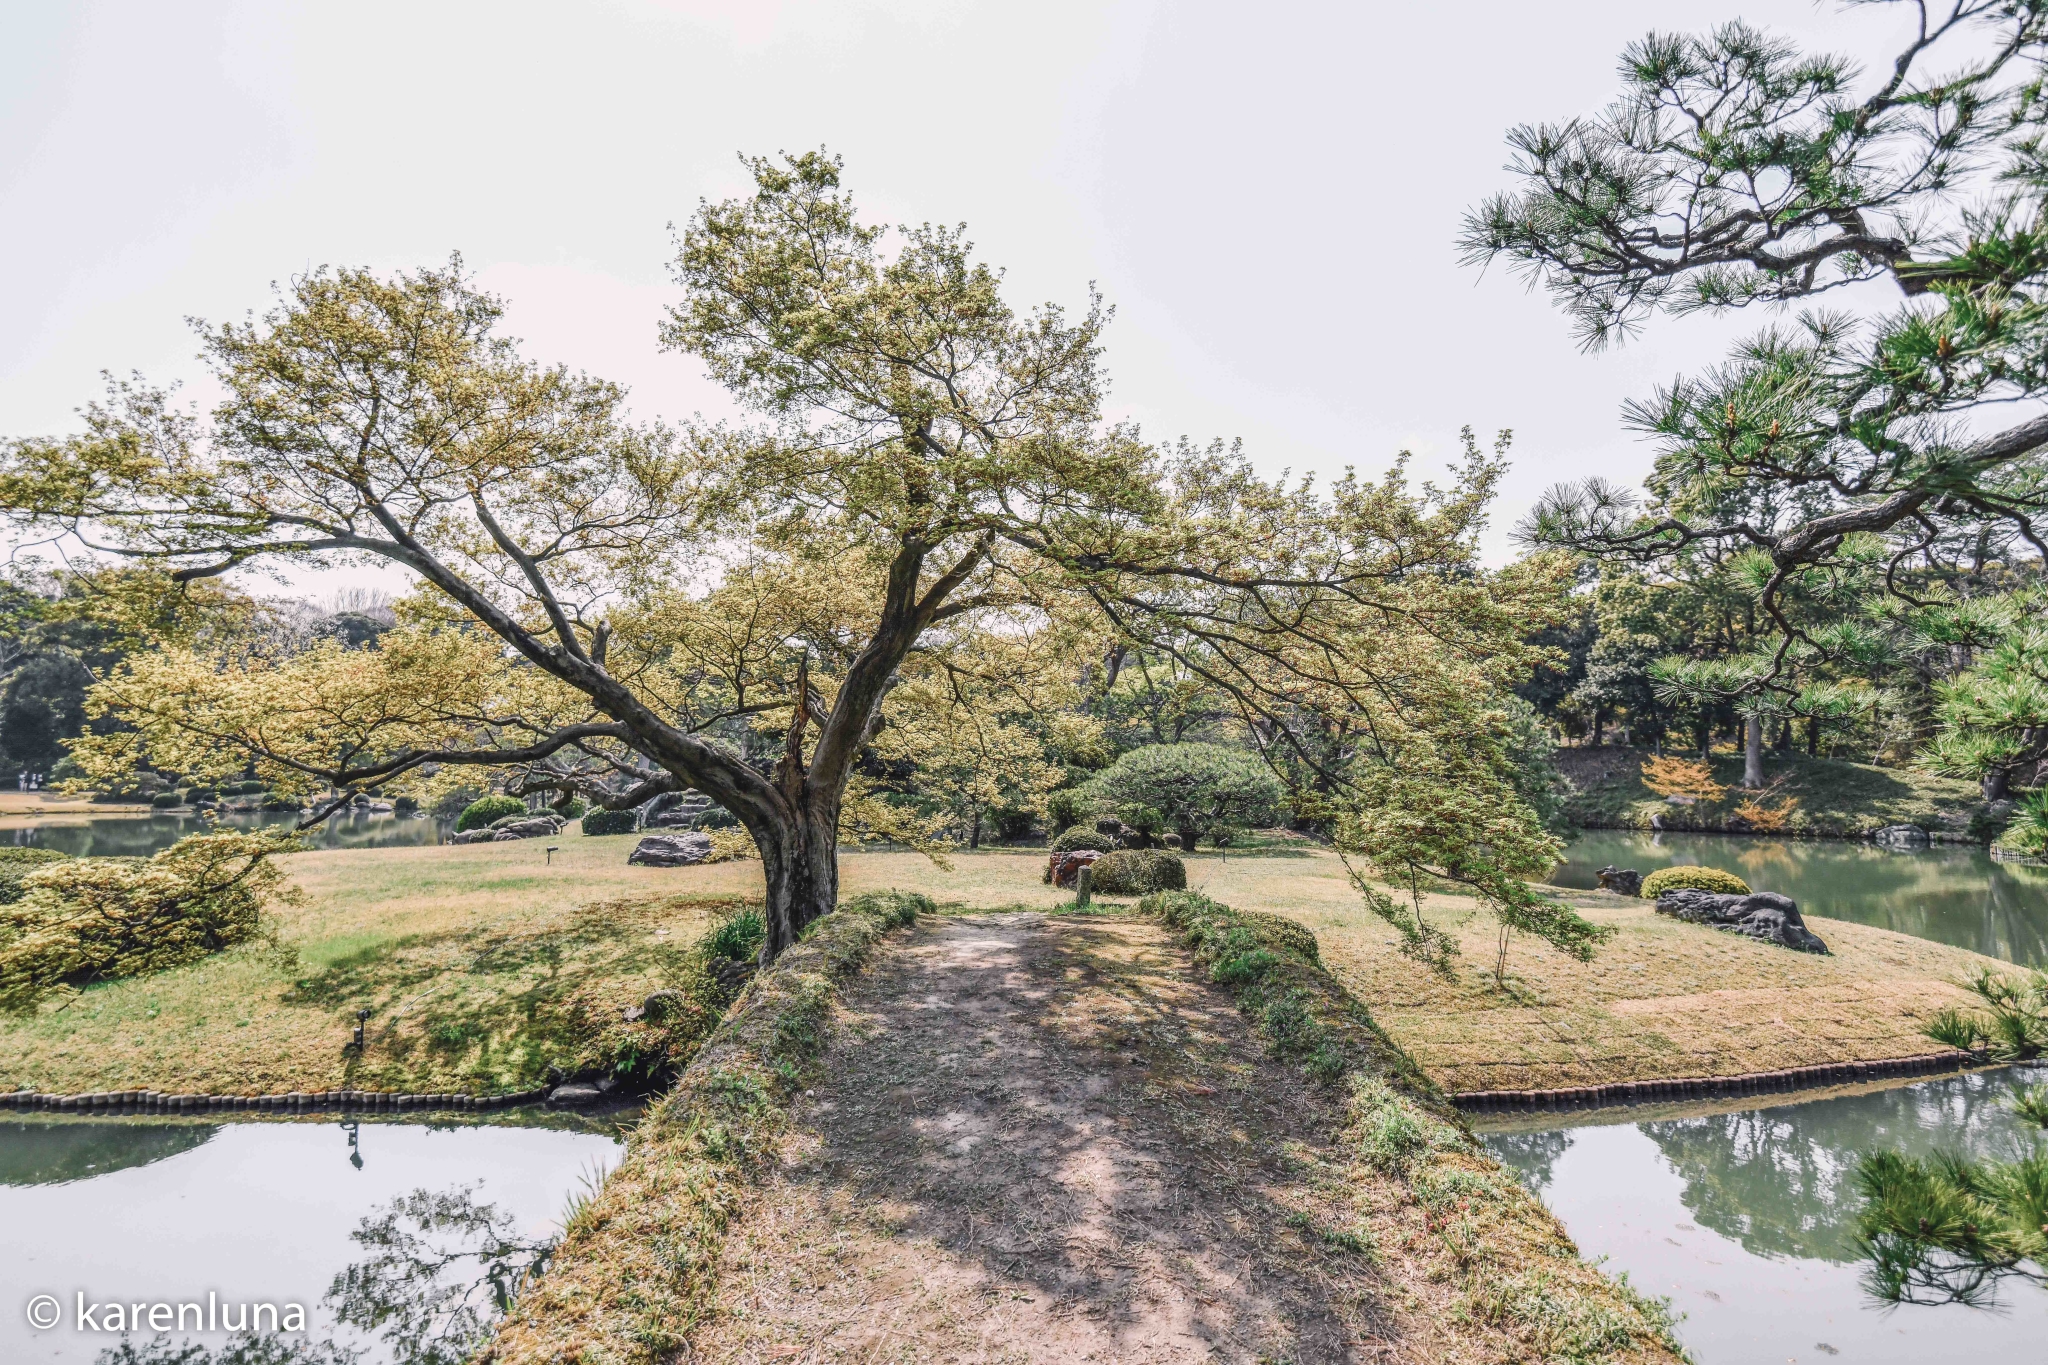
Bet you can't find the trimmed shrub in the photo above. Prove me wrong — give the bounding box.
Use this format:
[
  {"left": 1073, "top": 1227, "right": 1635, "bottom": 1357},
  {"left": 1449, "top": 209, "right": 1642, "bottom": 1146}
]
[
  {"left": 151, "top": 791, "right": 183, "bottom": 808},
  {"left": 456, "top": 795, "right": 527, "bottom": 832},
  {"left": 1641, "top": 865, "right": 1750, "bottom": 899},
  {"left": 1079, "top": 742, "right": 1284, "bottom": 852},
  {"left": 582, "top": 808, "right": 638, "bottom": 836},
  {"left": 554, "top": 796, "right": 589, "bottom": 819},
  {"left": 0, "top": 831, "right": 295, "bottom": 1007},
  {"left": 1050, "top": 827, "right": 1116, "bottom": 854},
  {"left": 0, "top": 848, "right": 69, "bottom": 905},
  {"left": 392, "top": 794, "right": 418, "bottom": 813},
  {"left": 1089, "top": 849, "right": 1187, "bottom": 895}
]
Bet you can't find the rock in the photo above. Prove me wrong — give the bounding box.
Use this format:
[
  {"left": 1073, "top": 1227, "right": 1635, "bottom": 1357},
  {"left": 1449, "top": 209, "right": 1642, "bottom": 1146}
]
[
  {"left": 640, "top": 989, "right": 690, "bottom": 1022},
  {"left": 628, "top": 831, "right": 714, "bottom": 867},
  {"left": 447, "top": 829, "right": 494, "bottom": 845},
  {"left": 1649, "top": 813, "right": 1668, "bottom": 831},
  {"left": 1048, "top": 848, "right": 1103, "bottom": 888},
  {"left": 1663, "top": 794, "right": 1697, "bottom": 806},
  {"left": 1872, "top": 824, "right": 1930, "bottom": 849},
  {"left": 1654, "top": 888, "right": 1830, "bottom": 954},
  {"left": 546, "top": 1083, "right": 604, "bottom": 1107},
  {"left": 1596, "top": 866, "right": 1642, "bottom": 897},
  {"left": 490, "top": 817, "right": 560, "bottom": 840},
  {"left": 1988, "top": 799, "right": 2018, "bottom": 822}
]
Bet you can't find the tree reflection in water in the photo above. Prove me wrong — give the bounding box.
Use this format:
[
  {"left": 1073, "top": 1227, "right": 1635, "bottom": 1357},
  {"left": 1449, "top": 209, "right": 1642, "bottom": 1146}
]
[
  {"left": 93, "top": 1185, "right": 556, "bottom": 1365},
  {"left": 1480, "top": 1128, "right": 1574, "bottom": 1197},
  {"left": 1642, "top": 1071, "right": 2035, "bottom": 1262}
]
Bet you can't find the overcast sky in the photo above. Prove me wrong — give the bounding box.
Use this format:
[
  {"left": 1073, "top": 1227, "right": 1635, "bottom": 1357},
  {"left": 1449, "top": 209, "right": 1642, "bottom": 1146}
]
[{"left": 1, "top": 0, "right": 1930, "bottom": 582}]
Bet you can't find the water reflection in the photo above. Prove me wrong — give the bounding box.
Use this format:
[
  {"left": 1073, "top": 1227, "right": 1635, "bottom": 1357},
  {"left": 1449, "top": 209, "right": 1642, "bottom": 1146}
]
[
  {"left": 0, "top": 1120, "right": 216, "bottom": 1185},
  {"left": 1552, "top": 829, "right": 2048, "bottom": 966},
  {"left": 7, "top": 812, "right": 452, "bottom": 859},
  {"left": 0, "top": 1118, "right": 618, "bottom": 1364},
  {"left": 1480, "top": 1069, "right": 2048, "bottom": 1363}
]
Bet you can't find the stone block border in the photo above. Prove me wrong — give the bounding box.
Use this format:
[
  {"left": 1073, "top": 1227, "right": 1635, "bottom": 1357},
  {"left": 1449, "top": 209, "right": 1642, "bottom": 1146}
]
[
  {"left": 0, "top": 1086, "right": 551, "bottom": 1116},
  {"left": 1452, "top": 1049, "right": 1983, "bottom": 1113}
]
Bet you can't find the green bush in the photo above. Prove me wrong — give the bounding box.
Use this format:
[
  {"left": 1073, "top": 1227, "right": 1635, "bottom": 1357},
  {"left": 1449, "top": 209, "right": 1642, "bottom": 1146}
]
[
  {"left": 1050, "top": 827, "right": 1116, "bottom": 854},
  {"left": 456, "top": 795, "right": 527, "bottom": 832},
  {"left": 582, "top": 808, "right": 638, "bottom": 836},
  {"left": 150, "top": 791, "right": 183, "bottom": 808},
  {"left": 0, "top": 831, "right": 293, "bottom": 1007},
  {"left": 704, "top": 908, "right": 766, "bottom": 962},
  {"left": 1045, "top": 788, "right": 1084, "bottom": 834},
  {"left": 554, "top": 796, "right": 588, "bottom": 819},
  {"left": 185, "top": 788, "right": 218, "bottom": 804},
  {"left": 1641, "top": 865, "right": 1751, "bottom": 898},
  {"left": 1088, "top": 849, "right": 1187, "bottom": 895},
  {"left": 392, "top": 794, "right": 418, "bottom": 813},
  {"left": 0, "top": 848, "right": 69, "bottom": 906},
  {"left": 1079, "top": 742, "right": 1284, "bottom": 852},
  {"left": 1994, "top": 788, "right": 2048, "bottom": 857},
  {"left": 234, "top": 779, "right": 267, "bottom": 795}
]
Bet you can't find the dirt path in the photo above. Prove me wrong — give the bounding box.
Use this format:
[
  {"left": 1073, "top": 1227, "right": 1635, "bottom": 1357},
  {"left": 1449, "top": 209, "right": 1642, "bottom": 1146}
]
[{"left": 685, "top": 910, "right": 1428, "bottom": 1364}]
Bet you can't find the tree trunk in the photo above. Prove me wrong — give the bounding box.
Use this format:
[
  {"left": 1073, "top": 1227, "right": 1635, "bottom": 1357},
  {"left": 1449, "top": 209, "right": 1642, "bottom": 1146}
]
[
  {"left": 1742, "top": 714, "right": 1764, "bottom": 789},
  {"left": 755, "top": 805, "right": 841, "bottom": 962},
  {"left": 1807, "top": 716, "right": 1819, "bottom": 756},
  {"left": 1982, "top": 764, "right": 2012, "bottom": 803},
  {"left": 969, "top": 808, "right": 982, "bottom": 850},
  {"left": 1177, "top": 822, "right": 1201, "bottom": 853}
]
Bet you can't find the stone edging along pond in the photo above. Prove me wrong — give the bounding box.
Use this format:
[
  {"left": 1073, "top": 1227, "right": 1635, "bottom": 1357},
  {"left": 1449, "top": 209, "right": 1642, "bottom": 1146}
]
[
  {"left": 1, "top": 1086, "right": 552, "bottom": 1116},
  {"left": 1451, "top": 1048, "right": 1978, "bottom": 1113}
]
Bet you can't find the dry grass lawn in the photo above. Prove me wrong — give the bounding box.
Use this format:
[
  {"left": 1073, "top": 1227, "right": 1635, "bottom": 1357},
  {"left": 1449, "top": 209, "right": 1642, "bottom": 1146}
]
[{"left": 0, "top": 833, "right": 2005, "bottom": 1099}]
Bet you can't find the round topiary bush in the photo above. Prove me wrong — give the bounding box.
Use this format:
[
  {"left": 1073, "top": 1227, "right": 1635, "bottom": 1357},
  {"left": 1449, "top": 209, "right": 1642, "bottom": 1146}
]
[
  {"left": 1641, "top": 865, "right": 1751, "bottom": 899},
  {"left": 456, "top": 795, "right": 527, "bottom": 832},
  {"left": 581, "top": 808, "right": 638, "bottom": 836},
  {"left": 1089, "top": 849, "right": 1187, "bottom": 895},
  {"left": 151, "top": 791, "right": 183, "bottom": 808},
  {"left": 1050, "top": 827, "right": 1116, "bottom": 854}
]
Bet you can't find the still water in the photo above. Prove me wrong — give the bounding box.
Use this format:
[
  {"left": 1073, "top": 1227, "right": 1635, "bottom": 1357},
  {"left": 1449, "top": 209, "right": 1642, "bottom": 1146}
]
[
  {"left": 1480, "top": 1067, "right": 2048, "bottom": 1364},
  {"left": 1552, "top": 829, "right": 2048, "bottom": 967},
  {"left": 0, "top": 1117, "right": 620, "bottom": 1363},
  {"left": 6, "top": 812, "right": 452, "bottom": 859}
]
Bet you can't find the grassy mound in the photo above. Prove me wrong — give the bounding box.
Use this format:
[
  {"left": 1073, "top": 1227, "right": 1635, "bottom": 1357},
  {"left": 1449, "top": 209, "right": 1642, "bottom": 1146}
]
[
  {"left": 1142, "top": 890, "right": 1684, "bottom": 1361},
  {"left": 481, "top": 889, "right": 929, "bottom": 1365},
  {"left": 1555, "top": 745, "right": 1990, "bottom": 840}
]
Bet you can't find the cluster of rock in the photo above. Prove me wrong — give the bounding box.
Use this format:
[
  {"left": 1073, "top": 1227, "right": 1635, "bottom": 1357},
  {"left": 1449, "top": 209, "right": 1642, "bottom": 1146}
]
[
  {"left": 1595, "top": 865, "right": 1642, "bottom": 896},
  {"left": 1653, "top": 888, "right": 1830, "bottom": 954},
  {"left": 447, "top": 812, "right": 566, "bottom": 845},
  {"left": 637, "top": 790, "right": 729, "bottom": 831}
]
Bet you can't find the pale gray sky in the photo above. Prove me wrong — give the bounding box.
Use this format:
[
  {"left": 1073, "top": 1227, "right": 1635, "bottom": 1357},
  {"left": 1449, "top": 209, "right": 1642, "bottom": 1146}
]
[{"left": 1, "top": 1, "right": 1928, "bottom": 576}]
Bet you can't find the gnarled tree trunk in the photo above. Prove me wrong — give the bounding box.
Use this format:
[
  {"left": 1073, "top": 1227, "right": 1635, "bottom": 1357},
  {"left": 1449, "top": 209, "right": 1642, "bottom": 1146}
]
[{"left": 753, "top": 798, "right": 842, "bottom": 960}]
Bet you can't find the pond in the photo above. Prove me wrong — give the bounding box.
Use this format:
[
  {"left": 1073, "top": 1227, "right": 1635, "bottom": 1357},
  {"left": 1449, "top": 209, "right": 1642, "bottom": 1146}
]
[
  {"left": 1479, "top": 1066, "right": 2048, "bottom": 1364},
  {"left": 4, "top": 811, "right": 453, "bottom": 859},
  {"left": 0, "top": 1115, "right": 621, "bottom": 1363},
  {"left": 1552, "top": 829, "right": 2048, "bottom": 967}
]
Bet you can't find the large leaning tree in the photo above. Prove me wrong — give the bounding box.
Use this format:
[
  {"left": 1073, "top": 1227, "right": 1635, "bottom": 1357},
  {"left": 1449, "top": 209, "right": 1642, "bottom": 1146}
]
[
  {"left": 1464, "top": 0, "right": 2048, "bottom": 790},
  {"left": 3, "top": 151, "right": 1591, "bottom": 963}
]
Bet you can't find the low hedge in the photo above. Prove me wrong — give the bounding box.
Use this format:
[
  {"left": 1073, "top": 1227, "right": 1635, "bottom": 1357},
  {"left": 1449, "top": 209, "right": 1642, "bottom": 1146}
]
[
  {"left": 456, "top": 795, "right": 527, "bottom": 832},
  {"left": 1089, "top": 848, "right": 1186, "bottom": 895},
  {"left": 1640, "top": 865, "right": 1750, "bottom": 899},
  {"left": 1050, "top": 827, "right": 1116, "bottom": 854},
  {"left": 581, "top": 808, "right": 639, "bottom": 836}
]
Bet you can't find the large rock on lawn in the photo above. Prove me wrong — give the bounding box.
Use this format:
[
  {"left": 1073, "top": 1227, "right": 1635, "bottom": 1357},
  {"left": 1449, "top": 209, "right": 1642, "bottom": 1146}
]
[
  {"left": 628, "top": 831, "right": 714, "bottom": 867},
  {"left": 1596, "top": 865, "right": 1642, "bottom": 897},
  {"left": 1655, "top": 888, "right": 1830, "bottom": 954}
]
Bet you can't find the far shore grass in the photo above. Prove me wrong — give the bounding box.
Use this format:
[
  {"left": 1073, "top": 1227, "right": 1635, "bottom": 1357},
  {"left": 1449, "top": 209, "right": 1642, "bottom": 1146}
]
[{"left": 0, "top": 831, "right": 2009, "bottom": 1098}]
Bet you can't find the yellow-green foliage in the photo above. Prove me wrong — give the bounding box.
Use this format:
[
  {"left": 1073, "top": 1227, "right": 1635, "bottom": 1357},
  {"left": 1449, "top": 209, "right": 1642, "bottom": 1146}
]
[
  {"left": 0, "top": 847, "right": 70, "bottom": 905},
  {"left": 0, "top": 830, "right": 296, "bottom": 1009},
  {"left": 481, "top": 889, "right": 930, "bottom": 1365},
  {"left": 1144, "top": 889, "right": 1684, "bottom": 1363},
  {"left": 1640, "top": 865, "right": 1750, "bottom": 898}
]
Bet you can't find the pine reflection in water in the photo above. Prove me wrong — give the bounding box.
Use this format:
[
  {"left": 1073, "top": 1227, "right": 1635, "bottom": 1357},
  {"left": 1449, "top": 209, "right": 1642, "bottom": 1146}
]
[{"left": 91, "top": 1186, "right": 557, "bottom": 1365}]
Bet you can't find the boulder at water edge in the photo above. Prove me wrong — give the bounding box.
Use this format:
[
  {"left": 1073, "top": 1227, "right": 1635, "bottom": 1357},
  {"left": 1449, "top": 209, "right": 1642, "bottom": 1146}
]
[
  {"left": 1596, "top": 865, "right": 1643, "bottom": 897},
  {"left": 1872, "top": 823, "right": 1931, "bottom": 849},
  {"left": 628, "top": 831, "right": 714, "bottom": 867},
  {"left": 1654, "top": 888, "right": 1830, "bottom": 954}
]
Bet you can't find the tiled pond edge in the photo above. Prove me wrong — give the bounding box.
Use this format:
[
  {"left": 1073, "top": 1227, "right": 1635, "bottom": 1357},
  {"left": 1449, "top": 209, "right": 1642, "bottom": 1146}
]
[
  {"left": 1, "top": 1086, "right": 551, "bottom": 1115},
  {"left": 1452, "top": 1049, "right": 1984, "bottom": 1112}
]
